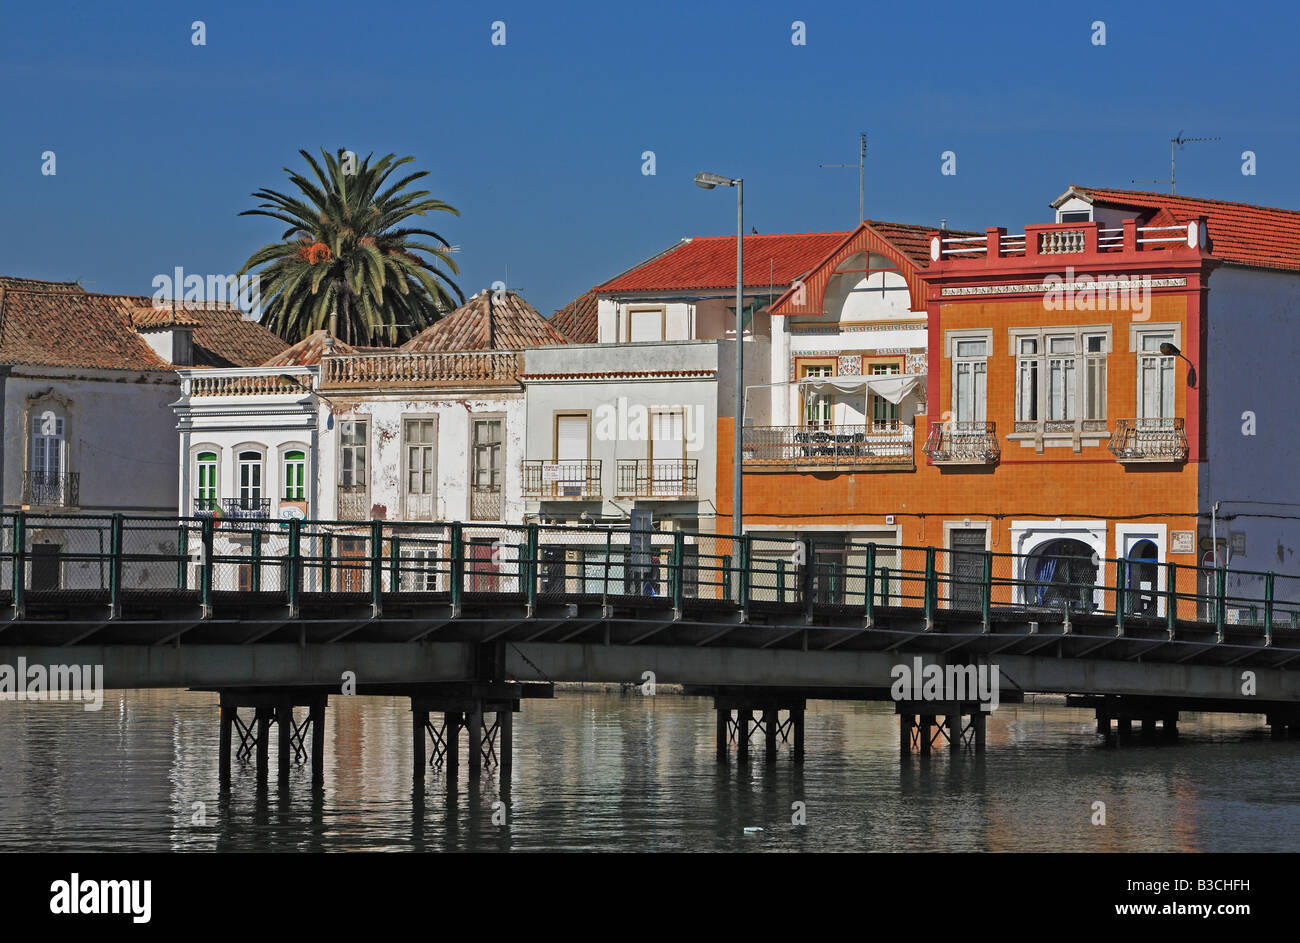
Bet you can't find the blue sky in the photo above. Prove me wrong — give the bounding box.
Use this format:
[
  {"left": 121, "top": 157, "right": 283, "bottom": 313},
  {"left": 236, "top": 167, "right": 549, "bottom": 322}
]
[{"left": 2, "top": 0, "right": 1297, "bottom": 318}]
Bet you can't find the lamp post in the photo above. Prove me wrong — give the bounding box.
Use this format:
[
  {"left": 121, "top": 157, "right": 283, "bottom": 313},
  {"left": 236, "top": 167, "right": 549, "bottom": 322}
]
[
  {"left": 695, "top": 171, "right": 744, "bottom": 542},
  {"left": 1158, "top": 342, "right": 1197, "bottom": 387}
]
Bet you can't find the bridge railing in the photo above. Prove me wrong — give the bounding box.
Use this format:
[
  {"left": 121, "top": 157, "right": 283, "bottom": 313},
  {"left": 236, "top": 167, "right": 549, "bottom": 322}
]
[{"left": 3, "top": 512, "right": 1300, "bottom": 639}]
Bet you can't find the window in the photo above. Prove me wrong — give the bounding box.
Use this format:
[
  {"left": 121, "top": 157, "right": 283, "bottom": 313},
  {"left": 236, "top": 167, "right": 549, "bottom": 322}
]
[
  {"left": 283, "top": 450, "right": 306, "bottom": 500},
  {"left": 799, "top": 362, "right": 835, "bottom": 428},
  {"left": 196, "top": 451, "right": 218, "bottom": 511},
  {"left": 870, "top": 363, "right": 901, "bottom": 427},
  {"left": 628, "top": 308, "right": 663, "bottom": 342},
  {"left": 237, "top": 451, "right": 263, "bottom": 506},
  {"left": 1016, "top": 338, "right": 1039, "bottom": 422},
  {"left": 555, "top": 414, "right": 590, "bottom": 461},
  {"left": 1046, "top": 336, "right": 1076, "bottom": 421},
  {"left": 471, "top": 418, "right": 504, "bottom": 520},
  {"left": 399, "top": 547, "right": 439, "bottom": 591},
  {"left": 1138, "top": 332, "right": 1176, "bottom": 419},
  {"left": 1084, "top": 334, "right": 1106, "bottom": 420},
  {"left": 31, "top": 414, "right": 65, "bottom": 479},
  {"left": 952, "top": 338, "right": 988, "bottom": 423},
  {"left": 339, "top": 420, "right": 367, "bottom": 488},
  {"left": 403, "top": 419, "right": 436, "bottom": 519},
  {"left": 1059, "top": 210, "right": 1091, "bottom": 223},
  {"left": 1013, "top": 328, "right": 1108, "bottom": 429}
]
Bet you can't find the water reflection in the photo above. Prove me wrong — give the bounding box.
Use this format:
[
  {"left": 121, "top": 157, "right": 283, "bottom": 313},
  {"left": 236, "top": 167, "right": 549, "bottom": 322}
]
[{"left": 0, "top": 691, "right": 1296, "bottom": 852}]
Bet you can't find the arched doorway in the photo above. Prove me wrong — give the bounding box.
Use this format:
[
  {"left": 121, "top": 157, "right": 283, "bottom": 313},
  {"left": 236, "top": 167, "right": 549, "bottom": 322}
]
[
  {"left": 1125, "top": 539, "right": 1159, "bottom": 617},
  {"left": 1024, "top": 538, "right": 1098, "bottom": 612}
]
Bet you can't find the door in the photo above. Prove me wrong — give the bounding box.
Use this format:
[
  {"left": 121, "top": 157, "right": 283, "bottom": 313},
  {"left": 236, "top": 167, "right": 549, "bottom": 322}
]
[
  {"left": 403, "top": 419, "right": 436, "bottom": 520},
  {"left": 649, "top": 410, "right": 685, "bottom": 495},
  {"left": 948, "top": 528, "right": 986, "bottom": 611},
  {"left": 467, "top": 539, "right": 499, "bottom": 593},
  {"left": 31, "top": 543, "right": 61, "bottom": 591},
  {"left": 336, "top": 537, "right": 367, "bottom": 593}
]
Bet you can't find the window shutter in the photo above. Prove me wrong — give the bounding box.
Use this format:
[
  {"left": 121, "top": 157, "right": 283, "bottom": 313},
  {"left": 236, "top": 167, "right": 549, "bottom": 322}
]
[{"left": 556, "top": 415, "right": 589, "bottom": 461}]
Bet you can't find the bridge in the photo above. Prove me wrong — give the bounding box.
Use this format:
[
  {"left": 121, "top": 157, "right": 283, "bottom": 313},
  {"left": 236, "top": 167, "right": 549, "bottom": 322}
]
[{"left": 4, "top": 511, "right": 1300, "bottom": 791}]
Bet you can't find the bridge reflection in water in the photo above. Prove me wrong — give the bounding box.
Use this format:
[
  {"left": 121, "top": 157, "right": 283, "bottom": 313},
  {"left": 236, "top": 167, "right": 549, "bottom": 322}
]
[{"left": 4, "top": 512, "right": 1300, "bottom": 797}]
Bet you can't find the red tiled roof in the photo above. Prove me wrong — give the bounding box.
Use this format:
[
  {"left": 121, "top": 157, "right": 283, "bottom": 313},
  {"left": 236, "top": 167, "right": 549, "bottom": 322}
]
[
  {"left": 0, "top": 283, "right": 169, "bottom": 371},
  {"left": 594, "top": 232, "right": 851, "bottom": 294},
  {"left": 402, "top": 290, "right": 570, "bottom": 352},
  {"left": 550, "top": 289, "right": 599, "bottom": 343},
  {"left": 0, "top": 278, "right": 287, "bottom": 371},
  {"left": 263, "top": 330, "right": 364, "bottom": 366},
  {"left": 1071, "top": 186, "right": 1300, "bottom": 273}
]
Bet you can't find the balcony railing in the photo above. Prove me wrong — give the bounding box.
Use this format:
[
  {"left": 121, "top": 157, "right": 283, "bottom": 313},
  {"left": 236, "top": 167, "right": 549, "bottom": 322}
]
[
  {"left": 1108, "top": 418, "right": 1187, "bottom": 463},
  {"left": 320, "top": 351, "right": 521, "bottom": 389},
  {"left": 523, "top": 460, "right": 602, "bottom": 499},
  {"left": 471, "top": 485, "right": 503, "bottom": 521},
  {"left": 193, "top": 497, "right": 271, "bottom": 519},
  {"left": 743, "top": 423, "right": 914, "bottom": 468},
  {"left": 923, "top": 421, "right": 1000, "bottom": 465},
  {"left": 23, "top": 472, "right": 79, "bottom": 507},
  {"left": 936, "top": 221, "right": 1201, "bottom": 262},
  {"left": 337, "top": 484, "right": 368, "bottom": 521},
  {"left": 615, "top": 459, "right": 699, "bottom": 498}
]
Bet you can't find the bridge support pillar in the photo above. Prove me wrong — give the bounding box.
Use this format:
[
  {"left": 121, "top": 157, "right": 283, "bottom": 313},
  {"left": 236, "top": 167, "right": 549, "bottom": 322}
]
[
  {"left": 216, "top": 690, "right": 328, "bottom": 792},
  {"left": 410, "top": 684, "right": 549, "bottom": 789},
  {"left": 710, "top": 694, "right": 806, "bottom": 764},
  {"left": 897, "top": 703, "right": 986, "bottom": 755},
  {"left": 1117, "top": 717, "right": 1132, "bottom": 739},
  {"left": 1142, "top": 718, "right": 1157, "bottom": 737},
  {"left": 1163, "top": 716, "right": 1178, "bottom": 740}
]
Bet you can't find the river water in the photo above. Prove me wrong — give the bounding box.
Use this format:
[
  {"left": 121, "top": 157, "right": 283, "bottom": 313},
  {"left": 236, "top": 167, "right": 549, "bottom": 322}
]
[{"left": 1, "top": 690, "right": 1297, "bottom": 852}]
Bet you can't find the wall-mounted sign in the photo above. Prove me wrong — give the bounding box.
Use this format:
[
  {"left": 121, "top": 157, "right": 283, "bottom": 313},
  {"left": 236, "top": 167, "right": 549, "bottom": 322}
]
[
  {"left": 542, "top": 464, "right": 565, "bottom": 484},
  {"left": 1171, "top": 531, "right": 1194, "bottom": 553},
  {"left": 279, "top": 505, "right": 305, "bottom": 520},
  {"left": 1231, "top": 531, "right": 1247, "bottom": 556}
]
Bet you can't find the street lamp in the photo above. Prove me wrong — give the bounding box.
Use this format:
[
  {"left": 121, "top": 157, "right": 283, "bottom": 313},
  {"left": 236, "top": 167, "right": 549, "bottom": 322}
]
[
  {"left": 694, "top": 171, "right": 744, "bottom": 543},
  {"left": 1158, "top": 342, "right": 1197, "bottom": 387}
]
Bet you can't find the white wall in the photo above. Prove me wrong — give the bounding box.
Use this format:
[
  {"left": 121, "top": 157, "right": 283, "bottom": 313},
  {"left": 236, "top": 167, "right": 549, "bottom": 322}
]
[{"left": 4, "top": 368, "right": 179, "bottom": 512}]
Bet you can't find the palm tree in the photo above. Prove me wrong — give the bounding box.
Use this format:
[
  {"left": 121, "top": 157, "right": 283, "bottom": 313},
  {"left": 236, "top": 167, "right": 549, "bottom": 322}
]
[{"left": 238, "top": 149, "right": 464, "bottom": 346}]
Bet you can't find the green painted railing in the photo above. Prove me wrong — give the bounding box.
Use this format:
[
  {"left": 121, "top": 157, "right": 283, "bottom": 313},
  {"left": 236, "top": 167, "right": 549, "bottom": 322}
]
[{"left": 0, "top": 512, "right": 1297, "bottom": 636}]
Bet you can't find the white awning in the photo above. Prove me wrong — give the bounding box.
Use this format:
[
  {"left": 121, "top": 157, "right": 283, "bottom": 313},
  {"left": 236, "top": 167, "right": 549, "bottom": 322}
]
[{"left": 797, "top": 373, "right": 925, "bottom": 405}]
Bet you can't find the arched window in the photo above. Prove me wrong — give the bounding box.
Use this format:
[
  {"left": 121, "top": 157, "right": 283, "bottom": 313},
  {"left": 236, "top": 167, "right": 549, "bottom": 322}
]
[
  {"left": 238, "top": 450, "right": 264, "bottom": 508},
  {"left": 1025, "top": 538, "right": 1098, "bottom": 612},
  {"left": 196, "top": 451, "right": 218, "bottom": 511},
  {"left": 283, "top": 450, "right": 306, "bottom": 500},
  {"left": 29, "top": 411, "right": 67, "bottom": 504}
]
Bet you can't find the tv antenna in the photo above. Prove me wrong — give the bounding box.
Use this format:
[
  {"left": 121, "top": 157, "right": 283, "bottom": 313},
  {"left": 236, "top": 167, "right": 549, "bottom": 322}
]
[
  {"left": 1131, "top": 131, "right": 1221, "bottom": 194},
  {"left": 820, "top": 132, "right": 867, "bottom": 223}
]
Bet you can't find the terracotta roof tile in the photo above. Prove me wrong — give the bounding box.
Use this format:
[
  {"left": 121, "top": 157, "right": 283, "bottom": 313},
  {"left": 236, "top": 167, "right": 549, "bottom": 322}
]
[
  {"left": 262, "top": 330, "right": 363, "bottom": 366},
  {"left": 550, "top": 289, "right": 599, "bottom": 343},
  {"left": 594, "top": 232, "right": 850, "bottom": 294},
  {"left": 1072, "top": 186, "right": 1300, "bottom": 272},
  {"left": 0, "top": 278, "right": 287, "bottom": 371},
  {"left": 401, "top": 290, "right": 570, "bottom": 352}
]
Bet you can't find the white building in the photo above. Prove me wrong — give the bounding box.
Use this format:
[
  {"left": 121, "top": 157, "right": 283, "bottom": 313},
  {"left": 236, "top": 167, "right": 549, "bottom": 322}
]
[{"left": 170, "top": 291, "right": 572, "bottom": 590}]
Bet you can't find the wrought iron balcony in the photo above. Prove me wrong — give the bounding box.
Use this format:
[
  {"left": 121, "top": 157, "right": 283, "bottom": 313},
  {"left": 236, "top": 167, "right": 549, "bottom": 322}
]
[
  {"left": 615, "top": 459, "right": 699, "bottom": 498},
  {"left": 336, "top": 483, "right": 369, "bottom": 521},
  {"left": 192, "top": 497, "right": 271, "bottom": 519},
  {"left": 1108, "top": 418, "right": 1187, "bottom": 463},
  {"left": 923, "top": 421, "right": 1000, "bottom": 465},
  {"left": 743, "top": 423, "right": 914, "bottom": 468},
  {"left": 523, "top": 460, "right": 602, "bottom": 499},
  {"left": 23, "top": 472, "right": 79, "bottom": 507},
  {"left": 470, "top": 485, "right": 503, "bottom": 521}
]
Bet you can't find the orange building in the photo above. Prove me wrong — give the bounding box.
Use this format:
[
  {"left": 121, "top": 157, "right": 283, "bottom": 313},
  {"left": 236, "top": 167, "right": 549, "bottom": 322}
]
[{"left": 724, "top": 187, "right": 1300, "bottom": 618}]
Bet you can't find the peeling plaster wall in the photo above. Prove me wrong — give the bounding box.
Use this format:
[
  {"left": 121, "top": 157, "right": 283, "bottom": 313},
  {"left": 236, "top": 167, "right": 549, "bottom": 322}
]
[{"left": 318, "top": 392, "right": 527, "bottom": 524}]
